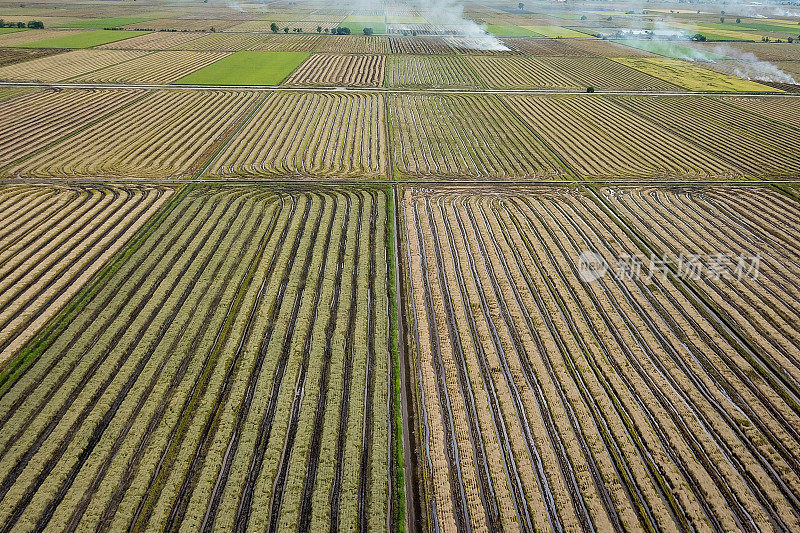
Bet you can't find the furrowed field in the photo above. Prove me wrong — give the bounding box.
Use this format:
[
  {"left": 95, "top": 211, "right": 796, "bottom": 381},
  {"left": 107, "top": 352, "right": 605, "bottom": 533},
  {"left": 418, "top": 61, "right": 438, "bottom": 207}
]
[
  {"left": 402, "top": 185, "right": 800, "bottom": 532},
  {"left": 0, "top": 184, "right": 396, "bottom": 532},
  {"left": 1, "top": 2, "right": 800, "bottom": 531}
]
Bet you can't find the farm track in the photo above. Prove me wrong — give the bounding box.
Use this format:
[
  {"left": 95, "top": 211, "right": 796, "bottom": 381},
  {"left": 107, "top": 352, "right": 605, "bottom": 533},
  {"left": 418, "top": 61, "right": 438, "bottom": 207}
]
[
  {"left": 0, "top": 185, "right": 393, "bottom": 532},
  {"left": 403, "top": 186, "right": 800, "bottom": 532}
]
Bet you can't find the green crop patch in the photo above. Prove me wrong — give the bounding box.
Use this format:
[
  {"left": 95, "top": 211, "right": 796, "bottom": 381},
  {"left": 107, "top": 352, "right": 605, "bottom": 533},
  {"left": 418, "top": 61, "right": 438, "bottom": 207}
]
[
  {"left": 487, "top": 25, "right": 541, "bottom": 37},
  {"left": 16, "top": 29, "right": 149, "bottom": 48},
  {"left": 343, "top": 22, "right": 387, "bottom": 34},
  {"left": 65, "top": 16, "right": 157, "bottom": 29},
  {"left": 174, "top": 51, "right": 308, "bottom": 85},
  {"left": 0, "top": 28, "right": 24, "bottom": 35}
]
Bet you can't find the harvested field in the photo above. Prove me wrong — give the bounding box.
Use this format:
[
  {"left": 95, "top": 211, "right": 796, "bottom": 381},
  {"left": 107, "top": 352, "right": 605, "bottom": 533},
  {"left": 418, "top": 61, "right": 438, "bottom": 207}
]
[
  {"left": 0, "top": 49, "right": 146, "bottom": 82},
  {"left": 19, "top": 30, "right": 149, "bottom": 50},
  {"left": 500, "top": 37, "right": 589, "bottom": 56},
  {"left": 386, "top": 55, "right": 482, "bottom": 89},
  {"left": 249, "top": 35, "right": 324, "bottom": 52},
  {"left": 610, "top": 95, "right": 800, "bottom": 177},
  {"left": 502, "top": 95, "right": 737, "bottom": 179},
  {"left": 566, "top": 38, "right": 656, "bottom": 57},
  {"left": 468, "top": 56, "right": 579, "bottom": 90},
  {"left": 403, "top": 185, "right": 800, "bottom": 532},
  {"left": 543, "top": 57, "right": 681, "bottom": 91},
  {"left": 7, "top": 90, "right": 260, "bottom": 179},
  {"left": 0, "top": 88, "right": 146, "bottom": 167},
  {"left": 209, "top": 92, "right": 386, "bottom": 180},
  {"left": 388, "top": 36, "right": 453, "bottom": 55},
  {"left": 71, "top": 51, "right": 229, "bottom": 84},
  {"left": 284, "top": 54, "right": 385, "bottom": 87},
  {"left": 718, "top": 95, "right": 800, "bottom": 129},
  {"left": 0, "top": 183, "right": 171, "bottom": 363},
  {"left": 688, "top": 42, "right": 800, "bottom": 61},
  {"left": 122, "top": 18, "right": 239, "bottom": 31},
  {"left": 606, "top": 185, "right": 800, "bottom": 405},
  {"left": 317, "top": 36, "right": 390, "bottom": 54},
  {"left": 167, "top": 32, "right": 267, "bottom": 51},
  {"left": 0, "top": 30, "right": 88, "bottom": 48},
  {"left": 0, "top": 185, "right": 394, "bottom": 532},
  {"left": 97, "top": 31, "right": 204, "bottom": 50},
  {"left": 0, "top": 47, "right": 66, "bottom": 68},
  {"left": 389, "top": 94, "right": 563, "bottom": 180}
]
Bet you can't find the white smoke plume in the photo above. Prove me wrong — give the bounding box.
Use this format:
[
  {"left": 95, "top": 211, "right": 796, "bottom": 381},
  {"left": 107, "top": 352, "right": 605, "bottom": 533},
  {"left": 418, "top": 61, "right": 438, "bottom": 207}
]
[
  {"left": 712, "top": 44, "right": 798, "bottom": 83},
  {"left": 414, "top": 0, "right": 507, "bottom": 50}
]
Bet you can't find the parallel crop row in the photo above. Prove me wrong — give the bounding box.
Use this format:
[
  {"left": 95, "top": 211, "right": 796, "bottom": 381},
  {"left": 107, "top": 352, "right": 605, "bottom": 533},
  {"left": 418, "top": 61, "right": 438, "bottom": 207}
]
[
  {"left": 0, "top": 183, "right": 171, "bottom": 365},
  {"left": 389, "top": 94, "right": 563, "bottom": 180},
  {"left": 467, "top": 56, "right": 579, "bottom": 90},
  {"left": 318, "top": 36, "right": 390, "bottom": 54},
  {"left": 97, "top": 31, "right": 206, "bottom": 51},
  {"left": 0, "top": 185, "right": 394, "bottom": 532},
  {"left": 403, "top": 186, "right": 800, "bottom": 532},
  {"left": 0, "top": 50, "right": 147, "bottom": 82},
  {"left": 284, "top": 54, "right": 386, "bottom": 87},
  {"left": 209, "top": 92, "right": 387, "bottom": 180},
  {"left": 7, "top": 90, "right": 260, "bottom": 179},
  {"left": 72, "top": 51, "right": 230, "bottom": 84},
  {"left": 502, "top": 95, "right": 737, "bottom": 179},
  {"left": 386, "top": 55, "right": 482, "bottom": 89},
  {"left": 610, "top": 95, "right": 800, "bottom": 178},
  {"left": 0, "top": 88, "right": 146, "bottom": 168}
]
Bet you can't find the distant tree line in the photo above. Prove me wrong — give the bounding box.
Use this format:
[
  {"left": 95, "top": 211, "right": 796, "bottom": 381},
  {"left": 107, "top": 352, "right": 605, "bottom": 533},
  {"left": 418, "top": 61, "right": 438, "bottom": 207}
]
[{"left": 0, "top": 20, "right": 44, "bottom": 29}]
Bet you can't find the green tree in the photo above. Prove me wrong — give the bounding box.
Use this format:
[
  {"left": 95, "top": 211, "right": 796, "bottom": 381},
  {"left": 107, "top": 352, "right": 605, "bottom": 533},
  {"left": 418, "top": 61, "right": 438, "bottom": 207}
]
[
  {"left": 363, "top": 27, "right": 373, "bottom": 36},
  {"left": 270, "top": 22, "right": 279, "bottom": 33},
  {"left": 518, "top": 2, "right": 524, "bottom": 10},
  {"left": 317, "top": 26, "right": 322, "bottom": 33}
]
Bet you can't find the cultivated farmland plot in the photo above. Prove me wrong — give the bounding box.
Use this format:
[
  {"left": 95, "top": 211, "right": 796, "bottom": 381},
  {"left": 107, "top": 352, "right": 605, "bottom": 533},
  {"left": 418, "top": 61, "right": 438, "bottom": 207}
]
[
  {"left": 208, "top": 92, "right": 387, "bottom": 180},
  {"left": 97, "top": 31, "right": 205, "bottom": 50},
  {"left": 501, "top": 94, "right": 738, "bottom": 179},
  {"left": 0, "top": 184, "right": 395, "bottom": 532},
  {"left": 389, "top": 93, "right": 564, "bottom": 180},
  {"left": 0, "top": 183, "right": 171, "bottom": 364},
  {"left": 284, "top": 54, "right": 386, "bottom": 87},
  {"left": 467, "top": 56, "right": 581, "bottom": 90},
  {"left": 6, "top": 89, "right": 261, "bottom": 179},
  {"left": 386, "top": 55, "right": 483, "bottom": 89},
  {"left": 401, "top": 185, "right": 800, "bottom": 532},
  {"left": 318, "top": 36, "right": 390, "bottom": 54},
  {"left": 610, "top": 95, "right": 800, "bottom": 178},
  {"left": 249, "top": 35, "right": 324, "bottom": 53},
  {"left": 719, "top": 95, "right": 800, "bottom": 129},
  {"left": 0, "top": 88, "right": 147, "bottom": 168},
  {"left": 71, "top": 51, "right": 230, "bottom": 84},
  {"left": 542, "top": 57, "right": 681, "bottom": 91},
  {"left": 0, "top": 49, "right": 147, "bottom": 82}
]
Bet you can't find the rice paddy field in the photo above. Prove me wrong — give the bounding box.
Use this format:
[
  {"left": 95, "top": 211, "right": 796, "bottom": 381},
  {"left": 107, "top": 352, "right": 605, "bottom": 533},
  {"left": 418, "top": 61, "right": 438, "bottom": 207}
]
[{"left": 0, "top": 0, "right": 799, "bottom": 531}]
